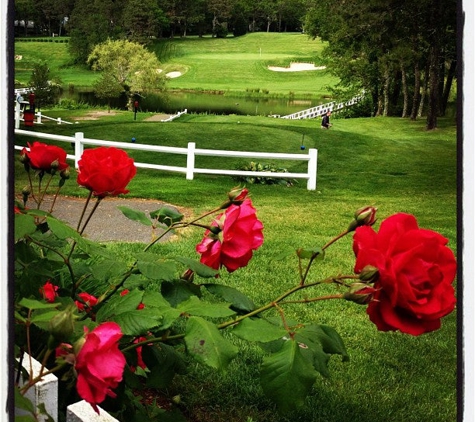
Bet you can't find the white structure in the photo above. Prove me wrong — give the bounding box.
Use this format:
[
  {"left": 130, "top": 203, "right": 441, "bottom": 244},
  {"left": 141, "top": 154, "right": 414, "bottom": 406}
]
[{"left": 15, "top": 130, "right": 318, "bottom": 190}]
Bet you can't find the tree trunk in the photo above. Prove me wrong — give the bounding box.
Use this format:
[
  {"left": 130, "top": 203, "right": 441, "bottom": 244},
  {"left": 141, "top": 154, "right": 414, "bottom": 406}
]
[
  {"left": 440, "top": 59, "right": 456, "bottom": 116},
  {"left": 383, "top": 67, "right": 390, "bottom": 117},
  {"left": 410, "top": 62, "right": 421, "bottom": 120},
  {"left": 426, "top": 44, "right": 440, "bottom": 130},
  {"left": 401, "top": 64, "right": 409, "bottom": 118}
]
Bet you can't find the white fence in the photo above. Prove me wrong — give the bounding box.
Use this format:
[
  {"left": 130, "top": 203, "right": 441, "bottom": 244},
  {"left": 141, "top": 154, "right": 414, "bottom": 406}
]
[
  {"left": 16, "top": 354, "right": 118, "bottom": 422},
  {"left": 14, "top": 129, "right": 318, "bottom": 190},
  {"left": 279, "top": 93, "right": 364, "bottom": 120}
]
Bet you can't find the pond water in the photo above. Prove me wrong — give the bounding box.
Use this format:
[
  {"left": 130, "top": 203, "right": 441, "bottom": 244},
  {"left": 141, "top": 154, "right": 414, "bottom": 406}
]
[{"left": 65, "top": 90, "right": 325, "bottom": 117}]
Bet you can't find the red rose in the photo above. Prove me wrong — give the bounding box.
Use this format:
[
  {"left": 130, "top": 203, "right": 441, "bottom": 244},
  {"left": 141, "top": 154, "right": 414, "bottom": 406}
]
[
  {"left": 353, "top": 213, "right": 456, "bottom": 335},
  {"left": 196, "top": 198, "right": 264, "bottom": 272},
  {"left": 39, "top": 280, "right": 59, "bottom": 303},
  {"left": 75, "top": 292, "right": 98, "bottom": 314},
  {"left": 75, "top": 322, "right": 126, "bottom": 413},
  {"left": 77, "top": 147, "right": 136, "bottom": 198},
  {"left": 22, "top": 142, "right": 69, "bottom": 173}
]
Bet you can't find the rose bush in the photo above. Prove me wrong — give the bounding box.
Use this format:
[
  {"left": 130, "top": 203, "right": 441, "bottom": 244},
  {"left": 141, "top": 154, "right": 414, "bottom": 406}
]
[
  {"left": 353, "top": 213, "right": 457, "bottom": 335},
  {"left": 14, "top": 142, "right": 457, "bottom": 421}
]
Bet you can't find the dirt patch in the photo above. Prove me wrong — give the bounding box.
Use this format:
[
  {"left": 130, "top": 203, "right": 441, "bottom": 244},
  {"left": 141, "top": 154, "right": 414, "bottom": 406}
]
[
  {"left": 74, "top": 110, "right": 118, "bottom": 121},
  {"left": 28, "top": 195, "right": 191, "bottom": 243},
  {"left": 144, "top": 114, "right": 175, "bottom": 122}
]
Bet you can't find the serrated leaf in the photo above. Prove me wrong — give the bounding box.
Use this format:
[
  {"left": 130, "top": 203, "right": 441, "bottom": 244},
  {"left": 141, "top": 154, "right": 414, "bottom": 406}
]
[
  {"left": 117, "top": 206, "right": 153, "bottom": 226},
  {"left": 90, "top": 259, "right": 128, "bottom": 280},
  {"left": 110, "top": 308, "right": 163, "bottom": 336},
  {"left": 150, "top": 206, "right": 184, "bottom": 227},
  {"left": 15, "top": 213, "right": 38, "bottom": 241},
  {"left": 137, "top": 259, "right": 177, "bottom": 281},
  {"left": 185, "top": 316, "right": 238, "bottom": 371},
  {"left": 173, "top": 257, "right": 219, "bottom": 278},
  {"left": 142, "top": 343, "right": 187, "bottom": 389},
  {"left": 18, "top": 298, "right": 58, "bottom": 310},
  {"left": 96, "top": 289, "right": 163, "bottom": 335},
  {"left": 298, "top": 324, "right": 348, "bottom": 361},
  {"left": 232, "top": 318, "right": 287, "bottom": 343},
  {"left": 260, "top": 340, "right": 318, "bottom": 414},
  {"left": 177, "top": 296, "right": 235, "bottom": 318},
  {"left": 141, "top": 291, "right": 181, "bottom": 330},
  {"left": 203, "top": 283, "right": 255, "bottom": 313},
  {"left": 161, "top": 280, "right": 201, "bottom": 307}
]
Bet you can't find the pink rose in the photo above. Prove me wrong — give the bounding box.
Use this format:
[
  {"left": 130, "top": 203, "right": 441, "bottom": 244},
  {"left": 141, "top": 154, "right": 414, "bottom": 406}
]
[
  {"left": 39, "top": 281, "right": 59, "bottom": 303},
  {"left": 353, "top": 213, "right": 457, "bottom": 335},
  {"left": 22, "top": 141, "right": 69, "bottom": 173},
  {"left": 75, "top": 322, "right": 126, "bottom": 413},
  {"left": 196, "top": 198, "right": 264, "bottom": 272},
  {"left": 77, "top": 147, "right": 136, "bottom": 198}
]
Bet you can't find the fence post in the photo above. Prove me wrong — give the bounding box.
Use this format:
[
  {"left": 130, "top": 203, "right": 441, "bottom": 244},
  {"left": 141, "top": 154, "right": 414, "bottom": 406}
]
[
  {"left": 15, "top": 354, "right": 58, "bottom": 422},
  {"left": 307, "top": 148, "right": 318, "bottom": 191},
  {"left": 74, "top": 132, "right": 84, "bottom": 168},
  {"left": 186, "top": 142, "right": 196, "bottom": 180},
  {"left": 36, "top": 111, "right": 42, "bottom": 124},
  {"left": 15, "top": 100, "right": 20, "bottom": 129}
]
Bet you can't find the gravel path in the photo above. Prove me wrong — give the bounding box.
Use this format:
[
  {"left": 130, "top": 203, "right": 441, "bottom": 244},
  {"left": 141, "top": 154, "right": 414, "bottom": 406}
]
[{"left": 38, "top": 195, "right": 186, "bottom": 243}]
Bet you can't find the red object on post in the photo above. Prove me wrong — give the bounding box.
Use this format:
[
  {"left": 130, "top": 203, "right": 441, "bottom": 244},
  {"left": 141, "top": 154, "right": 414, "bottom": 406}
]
[
  {"left": 134, "top": 101, "right": 139, "bottom": 109},
  {"left": 23, "top": 110, "right": 34, "bottom": 127},
  {"left": 29, "top": 93, "right": 35, "bottom": 105}
]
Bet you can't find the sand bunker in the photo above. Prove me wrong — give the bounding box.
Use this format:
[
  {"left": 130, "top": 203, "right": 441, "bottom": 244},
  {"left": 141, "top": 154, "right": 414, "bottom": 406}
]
[
  {"left": 268, "top": 63, "right": 326, "bottom": 72},
  {"left": 166, "top": 71, "right": 182, "bottom": 78}
]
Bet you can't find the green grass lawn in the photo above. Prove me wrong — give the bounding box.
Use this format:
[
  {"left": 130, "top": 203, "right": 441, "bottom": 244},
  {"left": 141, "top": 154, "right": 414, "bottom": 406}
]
[
  {"left": 15, "top": 33, "right": 338, "bottom": 98},
  {"left": 13, "top": 111, "right": 458, "bottom": 422}
]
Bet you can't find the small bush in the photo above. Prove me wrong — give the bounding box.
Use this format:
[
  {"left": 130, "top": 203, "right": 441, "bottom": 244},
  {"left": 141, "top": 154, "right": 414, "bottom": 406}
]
[{"left": 234, "top": 162, "right": 296, "bottom": 186}]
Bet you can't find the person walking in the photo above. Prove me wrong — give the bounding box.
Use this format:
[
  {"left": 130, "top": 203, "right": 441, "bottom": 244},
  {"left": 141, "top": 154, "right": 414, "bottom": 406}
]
[{"left": 321, "top": 110, "right": 332, "bottom": 129}]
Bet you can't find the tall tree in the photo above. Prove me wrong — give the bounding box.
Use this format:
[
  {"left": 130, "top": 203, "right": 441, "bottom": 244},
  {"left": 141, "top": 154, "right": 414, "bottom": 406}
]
[
  {"left": 121, "top": 0, "right": 167, "bottom": 43},
  {"left": 87, "top": 39, "right": 166, "bottom": 108}
]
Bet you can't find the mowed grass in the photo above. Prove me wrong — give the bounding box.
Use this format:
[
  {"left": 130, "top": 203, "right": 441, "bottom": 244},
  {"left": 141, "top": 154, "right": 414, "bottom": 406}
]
[
  {"left": 15, "top": 32, "right": 338, "bottom": 97},
  {"left": 13, "top": 110, "right": 458, "bottom": 421}
]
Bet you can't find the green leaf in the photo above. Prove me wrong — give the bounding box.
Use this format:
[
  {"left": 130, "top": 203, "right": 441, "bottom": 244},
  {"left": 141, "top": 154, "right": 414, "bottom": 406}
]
[
  {"left": 30, "top": 310, "right": 61, "bottom": 323},
  {"left": 142, "top": 343, "right": 187, "bottom": 389},
  {"left": 297, "top": 324, "right": 349, "bottom": 361},
  {"left": 232, "top": 318, "right": 287, "bottom": 343},
  {"left": 96, "top": 289, "right": 163, "bottom": 335},
  {"left": 177, "top": 296, "right": 236, "bottom": 318},
  {"left": 203, "top": 283, "right": 256, "bottom": 313},
  {"left": 260, "top": 339, "right": 318, "bottom": 414},
  {"left": 184, "top": 316, "right": 238, "bottom": 371},
  {"left": 15, "top": 213, "right": 38, "bottom": 241},
  {"left": 150, "top": 206, "right": 184, "bottom": 227},
  {"left": 137, "top": 259, "right": 177, "bottom": 281},
  {"left": 90, "top": 259, "right": 128, "bottom": 280},
  {"left": 141, "top": 291, "right": 182, "bottom": 330},
  {"left": 161, "top": 280, "right": 201, "bottom": 307},
  {"left": 173, "top": 257, "right": 219, "bottom": 278},
  {"left": 18, "top": 298, "right": 58, "bottom": 310},
  {"left": 297, "top": 247, "right": 325, "bottom": 260},
  {"left": 14, "top": 387, "right": 35, "bottom": 414},
  {"left": 117, "top": 206, "right": 153, "bottom": 226}
]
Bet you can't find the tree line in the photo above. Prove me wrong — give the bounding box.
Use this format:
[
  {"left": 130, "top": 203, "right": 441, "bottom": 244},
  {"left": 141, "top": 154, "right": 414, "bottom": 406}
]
[{"left": 14, "top": 0, "right": 456, "bottom": 129}]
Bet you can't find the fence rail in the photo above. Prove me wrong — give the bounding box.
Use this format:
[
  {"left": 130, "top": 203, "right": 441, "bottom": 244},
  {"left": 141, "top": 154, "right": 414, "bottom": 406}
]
[{"left": 15, "top": 129, "right": 318, "bottom": 190}]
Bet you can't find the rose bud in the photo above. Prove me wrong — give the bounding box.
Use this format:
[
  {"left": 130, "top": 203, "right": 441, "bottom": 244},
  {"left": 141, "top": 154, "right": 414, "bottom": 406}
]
[
  {"left": 48, "top": 307, "right": 75, "bottom": 342},
  {"left": 347, "top": 206, "right": 377, "bottom": 232},
  {"left": 358, "top": 265, "right": 380, "bottom": 283},
  {"left": 220, "top": 187, "right": 249, "bottom": 209},
  {"left": 343, "top": 284, "right": 377, "bottom": 305}
]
